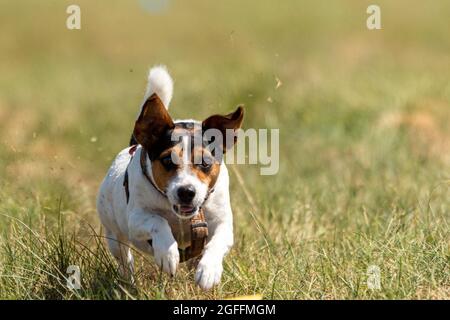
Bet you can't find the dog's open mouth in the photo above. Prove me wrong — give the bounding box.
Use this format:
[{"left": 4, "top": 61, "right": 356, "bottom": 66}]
[{"left": 173, "top": 205, "right": 198, "bottom": 219}]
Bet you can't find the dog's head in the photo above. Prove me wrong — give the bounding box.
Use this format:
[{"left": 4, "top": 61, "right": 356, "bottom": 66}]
[{"left": 133, "top": 93, "right": 244, "bottom": 219}]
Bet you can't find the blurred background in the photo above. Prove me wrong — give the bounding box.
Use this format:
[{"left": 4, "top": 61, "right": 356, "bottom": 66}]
[{"left": 0, "top": 0, "right": 448, "bottom": 299}]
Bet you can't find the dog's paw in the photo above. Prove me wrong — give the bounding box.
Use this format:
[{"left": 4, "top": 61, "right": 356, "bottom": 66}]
[
  {"left": 195, "top": 257, "right": 223, "bottom": 290},
  {"left": 152, "top": 238, "right": 179, "bottom": 276}
]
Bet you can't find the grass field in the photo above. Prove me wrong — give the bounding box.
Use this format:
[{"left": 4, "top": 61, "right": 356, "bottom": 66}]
[{"left": 0, "top": 0, "right": 449, "bottom": 299}]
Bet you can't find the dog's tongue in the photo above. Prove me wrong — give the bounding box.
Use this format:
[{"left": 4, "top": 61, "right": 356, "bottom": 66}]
[{"left": 180, "top": 205, "right": 194, "bottom": 213}]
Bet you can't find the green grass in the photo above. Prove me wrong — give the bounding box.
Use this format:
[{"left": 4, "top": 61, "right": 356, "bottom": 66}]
[{"left": 0, "top": 0, "right": 449, "bottom": 299}]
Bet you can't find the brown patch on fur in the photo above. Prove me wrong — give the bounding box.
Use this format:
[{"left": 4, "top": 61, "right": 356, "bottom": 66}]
[
  {"left": 193, "top": 162, "right": 221, "bottom": 189},
  {"left": 151, "top": 160, "right": 178, "bottom": 192},
  {"left": 202, "top": 106, "right": 244, "bottom": 151},
  {"left": 149, "top": 117, "right": 234, "bottom": 191},
  {"left": 151, "top": 146, "right": 182, "bottom": 192},
  {"left": 133, "top": 93, "right": 174, "bottom": 151},
  {"left": 151, "top": 143, "right": 221, "bottom": 192},
  {"left": 190, "top": 147, "right": 221, "bottom": 189}
]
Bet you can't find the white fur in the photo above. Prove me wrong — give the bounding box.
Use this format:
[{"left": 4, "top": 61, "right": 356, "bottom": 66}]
[
  {"left": 96, "top": 69, "right": 234, "bottom": 290},
  {"left": 143, "top": 65, "right": 173, "bottom": 109}
]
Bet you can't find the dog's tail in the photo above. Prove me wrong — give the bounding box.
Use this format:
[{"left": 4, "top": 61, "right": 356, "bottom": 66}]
[
  {"left": 130, "top": 65, "right": 174, "bottom": 146},
  {"left": 143, "top": 65, "right": 173, "bottom": 109}
]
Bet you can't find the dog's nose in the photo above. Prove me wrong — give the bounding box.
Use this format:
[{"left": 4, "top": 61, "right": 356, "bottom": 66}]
[{"left": 177, "top": 185, "right": 196, "bottom": 203}]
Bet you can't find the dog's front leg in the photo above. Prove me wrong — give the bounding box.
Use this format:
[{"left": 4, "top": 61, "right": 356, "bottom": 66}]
[
  {"left": 128, "top": 209, "right": 179, "bottom": 276},
  {"left": 195, "top": 218, "right": 233, "bottom": 290}
]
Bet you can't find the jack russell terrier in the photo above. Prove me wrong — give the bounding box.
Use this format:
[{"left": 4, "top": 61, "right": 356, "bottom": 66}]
[{"left": 96, "top": 66, "right": 244, "bottom": 290}]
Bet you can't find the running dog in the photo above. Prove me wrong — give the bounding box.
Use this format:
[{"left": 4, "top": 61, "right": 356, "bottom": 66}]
[{"left": 96, "top": 66, "right": 243, "bottom": 290}]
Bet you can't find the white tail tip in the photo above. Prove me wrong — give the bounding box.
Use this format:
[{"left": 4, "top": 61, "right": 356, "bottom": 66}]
[{"left": 144, "top": 65, "right": 173, "bottom": 109}]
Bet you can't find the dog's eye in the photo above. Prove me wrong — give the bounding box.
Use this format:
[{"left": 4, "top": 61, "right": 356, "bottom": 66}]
[
  {"left": 198, "top": 157, "right": 213, "bottom": 171},
  {"left": 160, "top": 155, "right": 175, "bottom": 170}
]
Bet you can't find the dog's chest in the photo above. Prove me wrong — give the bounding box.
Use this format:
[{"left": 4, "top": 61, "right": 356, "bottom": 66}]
[{"left": 158, "top": 211, "right": 192, "bottom": 249}]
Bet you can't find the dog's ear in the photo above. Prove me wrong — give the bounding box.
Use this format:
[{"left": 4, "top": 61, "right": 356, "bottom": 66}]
[
  {"left": 133, "top": 93, "right": 175, "bottom": 150},
  {"left": 202, "top": 106, "right": 244, "bottom": 151}
]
